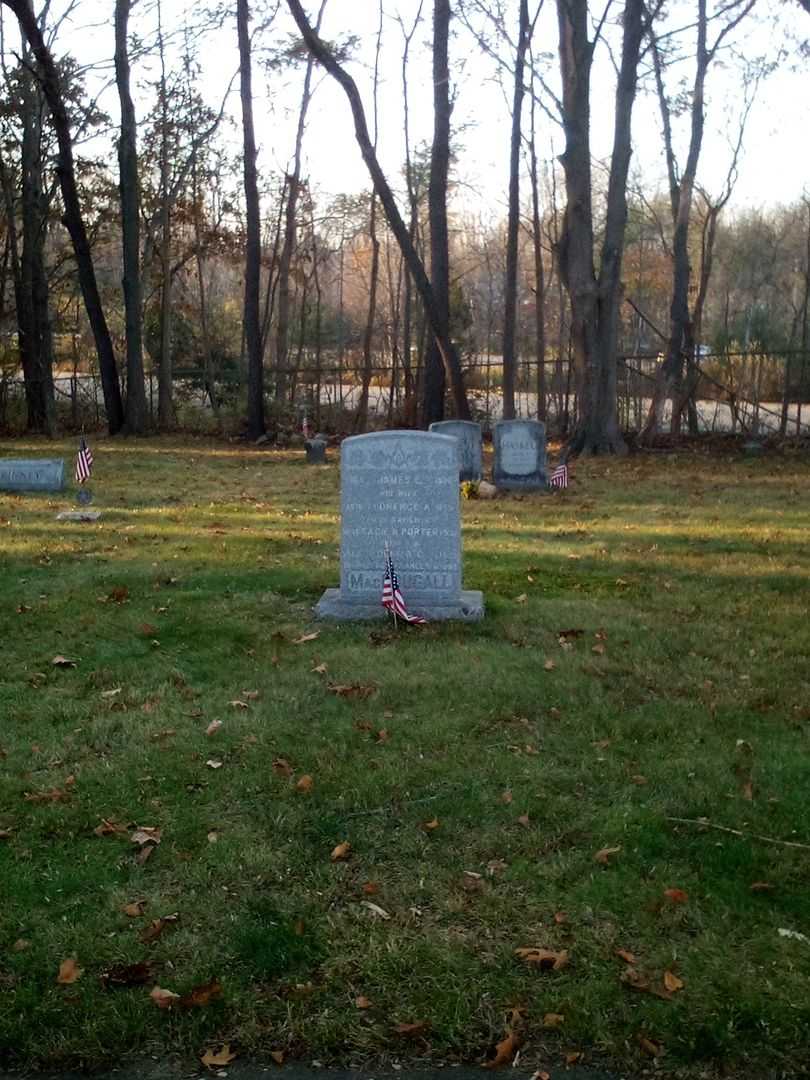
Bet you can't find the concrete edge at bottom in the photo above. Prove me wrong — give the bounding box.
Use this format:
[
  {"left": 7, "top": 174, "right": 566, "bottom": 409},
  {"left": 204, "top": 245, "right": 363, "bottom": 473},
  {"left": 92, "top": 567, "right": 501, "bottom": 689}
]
[{"left": 315, "top": 589, "right": 485, "bottom": 622}]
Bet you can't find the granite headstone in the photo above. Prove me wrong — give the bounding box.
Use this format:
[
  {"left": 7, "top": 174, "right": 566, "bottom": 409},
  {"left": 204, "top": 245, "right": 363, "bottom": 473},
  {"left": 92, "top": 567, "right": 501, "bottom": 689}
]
[
  {"left": 493, "top": 420, "right": 547, "bottom": 491},
  {"left": 0, "top": 458, "right": 65, "bottom": 492},
  {"left": 316, "top": 430, "right": 483, "bottom": 621},
  {"left": 305, "top": 437, "right": 328, "bottom": 464},
  {"left": 428, "top": 420, "right": 483, "bottom": 482}
]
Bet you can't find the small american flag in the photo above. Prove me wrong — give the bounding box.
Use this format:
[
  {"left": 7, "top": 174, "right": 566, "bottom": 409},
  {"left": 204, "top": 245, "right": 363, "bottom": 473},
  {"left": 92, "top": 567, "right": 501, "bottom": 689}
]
[
  {"left": 382, "top": 546, "right": 425, "bottom": 624},
  {"left": 75, "top": 436, "right": 93, "bottom": 485},
  {"left": 549, "top": 462, "right": 568, "bottom": 489}
]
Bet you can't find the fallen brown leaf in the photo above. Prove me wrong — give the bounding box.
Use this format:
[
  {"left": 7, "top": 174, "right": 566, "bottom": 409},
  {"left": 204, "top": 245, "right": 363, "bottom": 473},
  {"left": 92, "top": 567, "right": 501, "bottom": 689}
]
[
  {"left": 94, "top": 818, "right": 127, "bottom": 837},
  {"left": 51, "top": 655, "right": 77, "bottom": 668},
  {"left": 200, "top": 1045, "right": 237, "bottom": 1068},
  {"left": 554, "top": 911, "right": 567, "bottom": 924},
  {"left": 12, "top": 939, "right": 30, "bottom": 951},
  {"left": 140, "top": 913, "right": 179, "bottom": 944},
  {"left": 293, "top": 631, "right": 320, "bottom": 644},
  {"left": 564, "top": 1051, "right": 584, "bottom": 1066},
  {"left": 296, "top": 775, "right": 314, "bottom": 794},
  {"left": 663, "top": 887, "right": 689, "bottom": 904},
  {"left": 228, "top": 699, "right": 249, "bottom": 710},
  {"left": 421, "top": 817, "right": 440, "bottom": 832},
  {"left": 179, "top": 977, "right": 223, "bottom": 1008},
  {"left": 630, "top": 774, "right": 648, "bottom": 786},
  {"left": 515, "top": 594, "right": 527, "bottom": 604},
  {"left": 205, "top": 720, "right": 222, "bottom": 737},
  {"left": 328, "top": 682, "right": 376, "bottom": 699},
  {"left": 122, "top": 899, "right": 147, "bottom": 918},
  {"left": 615, "top": 949, "right": 636, "bottom": 965},
  {"left": 637, "top": 1035, "right": 664, "bottom": 1058},
  {"left": 273, "top": 758, "right": 294, "bottom": 777},
  {"left": 312, "top": 663, "right": 328, "bottom": 675},
  {"left": 57, "top": 957, "right": 82, "bottom": 985},
  {"left": 361, "top": 881, "right": 379, "bottom": 895},
  {"left": 514, "top": 947, "right": 569, "bottom": 971},
  {"left": 750, "top": 881, "right": 774, "bottom": 893},
  {"left": 516, "top": 813, "right": 531, "bottom": 828},
  {"left": 330, "top": 841, "right": 351, "bottom": 862},
  {"left": 663, "top": 970, "right": 684, "bottom": 993},
  {"left": 25, "top": 785, "right": 71, "bottom": 804},
  {"left": 355, "top": 995, "right": 373, "bottom": 1009},
  {"left": 0, "top": 828, "right": 12, "bottom": 840},
  {"left": 269, "top": 1050, "right": 285, "bottom": 1066},
  {"left": 542, "top": 1013, "right": 565, "bottom": 1029},
  {"left": 500, "top": 789, "right": 513, "bottom": 804},
  {"left": 621, "top": 967, "right": 672, "bottom": 1000},
  {"left": 482, "top": 1031, "right": 519, "bottom": 1069},
  {"left": 594, "top": 845, "right": 622, "bottom": 865},
  {"left": 109, "top": 586, "right": 129, "bottom": 604},
  {"left": 360, "top": 900, "right": 391, "bottom": 920},
  {"left": 394, "top": 1020, "right": 428, "bottom": 1037},
  {"left": 205, "top": 759, "right": 223, "bottom": 769},
  {"left": 150, "top": 986, "right": 180, "bottom": 1009},
  {"left": 543, "top": 659, "right": 556, "bottom": 671},
  {"left": 591, "top": 643, "right": 606, "bottom": 655},
  {"left": 376, "top": 728, "right": 390, "bottom": 743}
]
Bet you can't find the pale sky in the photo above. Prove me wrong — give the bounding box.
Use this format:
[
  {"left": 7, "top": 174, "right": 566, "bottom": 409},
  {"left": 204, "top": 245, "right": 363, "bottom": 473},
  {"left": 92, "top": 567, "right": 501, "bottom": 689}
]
[{"left": 5, "top": 0, "right": 809, "bottom": 219}]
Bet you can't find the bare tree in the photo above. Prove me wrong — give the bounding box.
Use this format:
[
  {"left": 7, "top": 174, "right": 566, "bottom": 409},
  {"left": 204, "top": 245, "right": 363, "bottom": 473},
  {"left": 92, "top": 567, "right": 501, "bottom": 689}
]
[
  {"left": 237, "top": 0, "right": 265, "bottom": 438},
  {"left": 2, "top": 0, "right": 124, "bottom": 433},
  {"left": 286, "top": 0, "right": 470, "bottom": 421},
  {"left": 115, "top": 0, "right": 148, "bottom": 433}
]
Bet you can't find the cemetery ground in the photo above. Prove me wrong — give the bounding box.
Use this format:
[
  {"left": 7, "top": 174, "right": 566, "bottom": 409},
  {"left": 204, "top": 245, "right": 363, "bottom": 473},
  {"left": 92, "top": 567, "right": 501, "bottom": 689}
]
[{"left": 1, "top": 437, "right": 809, "bottom": 1079}]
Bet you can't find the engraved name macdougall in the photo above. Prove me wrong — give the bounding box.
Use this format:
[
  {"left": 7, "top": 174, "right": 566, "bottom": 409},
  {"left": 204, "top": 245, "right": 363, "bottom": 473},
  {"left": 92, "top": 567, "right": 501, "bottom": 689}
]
[{"left": 347, "top": 571, "right": 456, "bottom": 592}]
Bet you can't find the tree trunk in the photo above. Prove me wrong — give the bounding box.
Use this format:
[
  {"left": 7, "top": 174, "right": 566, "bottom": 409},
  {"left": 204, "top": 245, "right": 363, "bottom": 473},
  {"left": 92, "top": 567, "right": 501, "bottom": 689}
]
[
  {"left": 115, "top": 0, "right": 148, "bottom": 433},
  {"left": 2, "top": 0, "right": 124, "bottom": 434},
  {"left": 286, "top": 0, "right": 470, "bottom": 421},
  {"left": 502, "top": 0, "right": 530, "bottom": 421},
  {"left": 528, "top": 75, "right": 546, "bottom": 422},
  {"left": 237, "top": 0, "right": 265, "bottom": 438},
  {"left": 356, "top": 195, "right": 380, "bottom": 432},
  {"left": 156, "top": 1, "right": 174, "bottom": 430},
  {"left": 422, "top": 0, "right": 453, "bottom": 426}
]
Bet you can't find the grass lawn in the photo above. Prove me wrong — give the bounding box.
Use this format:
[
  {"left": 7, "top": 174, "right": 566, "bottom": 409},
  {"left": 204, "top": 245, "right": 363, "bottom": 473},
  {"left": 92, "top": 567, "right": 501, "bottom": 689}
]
[{"left": 1, "top": 436, "right": 809, "bottom": 1077}]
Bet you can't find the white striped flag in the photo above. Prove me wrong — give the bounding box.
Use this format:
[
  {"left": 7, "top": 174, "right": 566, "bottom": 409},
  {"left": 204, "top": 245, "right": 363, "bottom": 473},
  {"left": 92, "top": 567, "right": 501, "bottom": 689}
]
[
  {"left": 382, "top": 546, "right": 426, "bottom": 624},
  {"left": 75, "top": 436, "right": 93, "bottom": 485},
  {"left": 549, "top": 462, "right": 568, "bottom": 489}
]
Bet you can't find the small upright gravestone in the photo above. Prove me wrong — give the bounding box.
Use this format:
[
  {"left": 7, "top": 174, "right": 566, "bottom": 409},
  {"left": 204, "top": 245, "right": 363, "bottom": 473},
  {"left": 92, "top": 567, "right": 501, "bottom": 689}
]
[
  {"left": 315, "top": 430, "right": 483, "bottom": 621},
  {"left": 305, "top": 437, "right": 328, "bottom": 464},
  {"left": 0, "top": 459, "right": 64, "bottom": 493},
  {"left": 493, "top": 420, "right": 547, "bottom": 491},
  {"left": 428, "top": 420, "right": 483, "bottom": 482}
]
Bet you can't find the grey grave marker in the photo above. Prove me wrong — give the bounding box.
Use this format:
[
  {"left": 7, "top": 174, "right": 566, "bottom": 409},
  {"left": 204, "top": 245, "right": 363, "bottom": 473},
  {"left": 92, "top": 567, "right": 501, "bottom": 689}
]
[
  {"left": 315, "top": 430, "right": 484, "bottom": 621},
  {"left": 0, "top": 458, "right": 65, "bottom": 492},
  {"left": 428, "top": 420, "right": 482, "bottom": 482},
  {"left": 492, "top": 420, "right": 547, "bottom": 490},
  {"left": 305, "top": 437, "right": 328, "bottom": 464}
]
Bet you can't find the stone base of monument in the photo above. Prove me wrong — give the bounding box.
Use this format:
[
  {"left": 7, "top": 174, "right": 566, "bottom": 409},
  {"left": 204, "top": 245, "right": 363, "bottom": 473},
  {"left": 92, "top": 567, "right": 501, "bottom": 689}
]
[{"left": 315, "top": 588, "right": 485, "bottom": 622}]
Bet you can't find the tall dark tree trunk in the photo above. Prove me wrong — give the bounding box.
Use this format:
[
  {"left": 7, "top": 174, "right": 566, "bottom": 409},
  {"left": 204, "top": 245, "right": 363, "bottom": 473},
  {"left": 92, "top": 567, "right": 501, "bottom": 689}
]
[
  {"left": 528, "top": 84, "right": 546, "bottom": 423},
  {"left": 156, "top": 0, "right": 174, "bottom": 430},
  {"left": 422, "top": 0, "right": 452, "bottom": 426},
  {"left": 502, "top": 0, "right": 530, "bottom": 421},
  {"left": 557, "top": 0, "right": 644, "bottom": 455},
  {"left": 237, "top": 0, "right": 265, "bottom": 438},
  {"left": 356, "top": 195, "right": 381, "bottom": 432},
  {"left": 2, "top": 0, "right": 124, "bottom": 434},
  {"left": 287, "top": 0, "right": 470, "bottom": 421},
  {"left": 115, "top": 0, "right": 148, "bottom": 433}
]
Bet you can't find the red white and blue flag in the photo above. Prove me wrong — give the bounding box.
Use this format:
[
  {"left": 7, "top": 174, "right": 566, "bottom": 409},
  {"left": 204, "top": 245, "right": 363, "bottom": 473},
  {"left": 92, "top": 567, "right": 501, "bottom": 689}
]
[
  {"left": 75, "top": 436, "right": 93, "bottom": 485},
  {"left": 549, "top": 462, "right": 568, "bottom": 489},
  {"left": 382, "top": 547, "right": 425, "bottom": 624}
]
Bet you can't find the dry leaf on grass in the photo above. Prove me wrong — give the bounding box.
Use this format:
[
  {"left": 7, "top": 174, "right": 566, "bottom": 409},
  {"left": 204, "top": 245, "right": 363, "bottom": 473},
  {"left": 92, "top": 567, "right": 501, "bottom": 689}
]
[
  {"left": 543, "top": 659, "right": 556, "bottom": 671},
  {"left": 57, "top": 957, "right": 82, "bottom": 984},
  {"left": 205, "top": 759, "right": 223, "bottom": 770},
  {"left": 637, "top": 1036, "right": 664, "bottom": 1058},
  {"left": 360, "top": 900, "right": 391, "bottom": 920},
  {"left": 330, "top": 841, "right": 351, "bottom": 862},
  {"left": 355, "top": 995, "right": 373, "bottom": 1009},
  {"left": 421, "top": 817, "right": 440, "bottom": 831},
  {"left": 100, "top": 687, "right": 122, "bottom": 699},
  {"left": 361, "top": 881, "right": 379, "bottom": 895},
  {"left": 393, "top": 1020, "right": 428, "bottom": 1037},
  {"left": 615, "top": 949, "right": 636, "bottom": 965},
  {"left": 296, "top": 775, "right": 314, "bottom": 794},
  {"left": 500, "top": 789, "right": 513, "bottom": 804},
  {"left": 594, "top": 845, "right": 622, "bottom": 865},
  {"left": 100, "top": 962, "right": 153, "bottom": 989},
  {"left": 122, "top": 899, "right": 147, "bottom": 917},
  {"left": 273, "top": 758, "right": 294, "bottom": 777},
  {"left": 482, "top": 1031, "right": 519, "bottom": 1069},
  {"left": 229, "top": 699, "right": 249, "bottom": 710},
  {"left": 0, "top": 828, "right": 12, "bottom": 840},
  {"left": 515, "top": 594, "right": 527, "bottom": 604},
  {"left": 620, "top": 967, "right": 672, "bottom": 1000},
  {"left": 328, "top": 682, "right": 377, "bottom": 700},
  {"left": 51, "top": 655, "right": 77, "bottom": 668},
  {"left": 150, "top": 986, "right": 180, "bottom": 1009},
  {"left": 293, "top": 631, "right": 320, "bottom": 644},
  {"left": 564, "top": 1052, "right": 584, "bottom": 1066},
  {"left": 205, "top": 720, "right": 222, "bottom": 736},
  {"left": 663, "top": 970, "right": 684, "bottom": 993},
  {"left": 663, "top": 887, "right": 689, "bottom": 904},
  {"left": 140, "top": 913, "right": 179, "bottom": 944},
  {"left": 12, "top": 939, "right": 30, "bottom": 951},
  {"left": 269, "top": 1050, "right": 285, "bottom": 1066},
  {"left": 200, "top": 1044, "right": 237, "bottom": 1068},
  {"left": 514, "top": 947, "right": 569, "bottom": 971},
  {"left": 542, "top": 1013, "right": 565, "bottom": 1029},
  {"left": 750, "top": 881, "right": 774, "bottom": 892},
  {"left": 94, "top": 818, "right": 127, "bottom": 837},
  {"left": 516, "top": 813, "right": 531, "bottom": 828},
  {"left": 312, "top": 663, "right": 328, "bottom": 675},
  {"left": 179, "top": 977, "right": 223, "bottom": 1008}
]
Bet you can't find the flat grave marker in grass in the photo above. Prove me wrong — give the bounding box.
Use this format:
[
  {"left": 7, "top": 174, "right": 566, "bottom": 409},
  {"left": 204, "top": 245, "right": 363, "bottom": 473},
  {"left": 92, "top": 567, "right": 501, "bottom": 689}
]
[
  {"left": 493, "top": 419, "right": 547, "bottom": 490},
  {"left": 316, "top": 429, "right": 484, "bottom": 621},
  {"left": 0, "top": 457, "right": 64, "bottom": 491}
]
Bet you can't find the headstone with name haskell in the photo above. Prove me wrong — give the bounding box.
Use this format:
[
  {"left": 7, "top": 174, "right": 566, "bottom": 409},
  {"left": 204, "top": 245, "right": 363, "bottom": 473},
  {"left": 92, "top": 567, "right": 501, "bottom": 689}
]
[
  {"left": 316, "top": 430, "right": 484, "bottom": 621},
  {"left": 493, "top": 420, "right": 547, "bottom": 491},
  {"left": 0, "top": 459, "right": 65, "bottom": 493},
  {"left": 428, "top": 420, "right": 483, "bottom": 482}
]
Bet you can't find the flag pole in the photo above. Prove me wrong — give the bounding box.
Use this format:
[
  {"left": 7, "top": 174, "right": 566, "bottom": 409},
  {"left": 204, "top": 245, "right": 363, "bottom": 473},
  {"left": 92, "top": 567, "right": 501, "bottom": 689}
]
[{"left": 385, "top": 542, "right": 397, "bottom": 630}]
